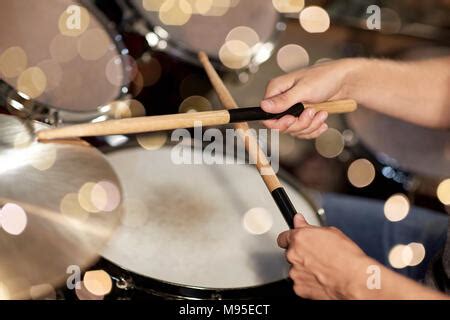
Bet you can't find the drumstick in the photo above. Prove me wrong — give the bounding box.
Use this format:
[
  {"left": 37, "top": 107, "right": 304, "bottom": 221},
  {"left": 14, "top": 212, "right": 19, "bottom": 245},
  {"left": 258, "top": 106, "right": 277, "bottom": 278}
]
[
  {"left": 37, "top": 100, "right": 356, "bottom": 140},
  {"left": 198, "top": 51, "right": 305, "bottom": 229}
]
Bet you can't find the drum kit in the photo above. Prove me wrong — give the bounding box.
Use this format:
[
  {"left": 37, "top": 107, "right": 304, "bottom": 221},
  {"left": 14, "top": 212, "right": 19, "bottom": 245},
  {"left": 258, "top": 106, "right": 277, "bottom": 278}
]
[
  {"left": 0, "top": 0, "right": 448, "bottom": 301},
  {"left": 0, "top": 0, "right": 326, "bottom": 300}
]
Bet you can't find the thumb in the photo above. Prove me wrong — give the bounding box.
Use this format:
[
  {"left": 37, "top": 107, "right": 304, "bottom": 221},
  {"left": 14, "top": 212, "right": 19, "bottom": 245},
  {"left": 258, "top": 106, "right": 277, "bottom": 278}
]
[
  {"left": 294, "top": 213, "right": 309, "bottom": 228},
  {"left": 261, "top": 89, "right": 298, "bottom": 113}
]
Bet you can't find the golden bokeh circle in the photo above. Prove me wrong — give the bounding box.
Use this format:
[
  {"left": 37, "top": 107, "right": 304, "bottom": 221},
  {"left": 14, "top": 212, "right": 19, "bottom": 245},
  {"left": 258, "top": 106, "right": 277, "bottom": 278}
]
[
  {"left": 242, "top": 207, "right": 273, "bottom": 235},
  {"left": 314, "top": 128, "right": 344, "bottom": 158},
  {"left": 179, "top": 95, "right": 212, "bottom": 113},
  {"left": 388, "top": 244, "right": 413, "bottom": 269},
  {"left": 272, "top": 0, "right": 305, "bottom": 13},
  {"left": 226, "top": 26, "right": 260, "bottom": 49},
  {"left": 83, "top": 270, "right": 113, "bottom": 296},
  {"left": 60, "top": 193, "right": 90, "bottom": 222},
  {"left": 276, "top": 44, "right": 309, "bottom": 73},
  {"left": 407, "top": 242, "right": 426, "bottom": 267},
  {"left": 159, "top": 0, "right": 193, "bottom": 26},
  {"left": 77, "top": 28, "right": 110, "bottom": 61},
  {"left": 299, "top": 6, "right": 330, "bottom": 33},
  {"left": 347, "top": 159, "right": 376, "bottom": 188},
  {"left": 436, "top": 179, "right": 450, "bottom": 206},
  {"left": 384, "top": 194, "right": 410, "bottom": 222},
  {"left": 136, "top": 132, "right": 168, "bottom": 150},
  {"left": 0, "top": 47, "right": 28, "bottom": 78},
  {"left": 110, "top": 99, "right": 146, "bottom": 119},
  {"left": 78, "top": 183, "right": 101, "bottom": 213},
  {"left": 219, "top": 40, "right": 252, "bottom": 70},
  {"left": 17, "top": 67, "right": 48, "bottom": 99}
]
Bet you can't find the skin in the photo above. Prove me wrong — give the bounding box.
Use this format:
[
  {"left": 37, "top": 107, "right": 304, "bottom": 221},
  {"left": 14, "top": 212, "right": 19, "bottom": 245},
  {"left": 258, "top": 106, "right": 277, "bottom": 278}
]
[
  {"left": 263, "top": 57, "right": 450, "bottom": 299},
  {"left": 261, "top": 57, "right": 450, "bottom": 138}
]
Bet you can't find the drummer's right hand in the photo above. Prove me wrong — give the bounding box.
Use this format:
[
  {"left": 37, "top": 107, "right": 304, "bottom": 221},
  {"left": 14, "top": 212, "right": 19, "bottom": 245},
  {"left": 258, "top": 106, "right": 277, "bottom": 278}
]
[{"left": 261, "top": 59, "right": 359, "bottom": 139}]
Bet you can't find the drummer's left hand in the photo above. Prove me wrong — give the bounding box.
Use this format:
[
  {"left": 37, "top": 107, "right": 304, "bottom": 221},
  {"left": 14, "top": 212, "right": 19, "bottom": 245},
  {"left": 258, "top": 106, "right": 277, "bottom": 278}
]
[{"left": 277, "top": 214, "right": 369, "bottom": 300}]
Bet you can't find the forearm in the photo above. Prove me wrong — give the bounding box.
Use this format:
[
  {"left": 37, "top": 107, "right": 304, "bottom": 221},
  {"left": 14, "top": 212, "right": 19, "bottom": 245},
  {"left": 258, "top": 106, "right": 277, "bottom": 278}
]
[
  {"left": 344, "top": 57, "right": 450, "bottom": 129},
  {"left": 349, "top": 257, "right": 449, "bottom": 300}
]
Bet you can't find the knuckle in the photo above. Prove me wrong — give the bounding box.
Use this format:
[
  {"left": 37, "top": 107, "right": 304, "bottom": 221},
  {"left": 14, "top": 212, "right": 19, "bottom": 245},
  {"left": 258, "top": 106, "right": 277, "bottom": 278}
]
[
  {"left": 288, "top": 268, "right": 297, "bottom": 280},
  {"left": 286, "top": 249, "right": 297, "bottom": 263}
]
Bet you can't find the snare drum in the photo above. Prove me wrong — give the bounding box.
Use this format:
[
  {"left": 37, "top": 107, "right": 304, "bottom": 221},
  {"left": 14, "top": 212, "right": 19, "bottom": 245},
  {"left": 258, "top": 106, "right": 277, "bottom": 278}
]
[
  {"left": 0, "top": 0, "right": 132, "bottom": 124},
  {"left": 91, "top": 146, "right": 322, "bottom": 300}
]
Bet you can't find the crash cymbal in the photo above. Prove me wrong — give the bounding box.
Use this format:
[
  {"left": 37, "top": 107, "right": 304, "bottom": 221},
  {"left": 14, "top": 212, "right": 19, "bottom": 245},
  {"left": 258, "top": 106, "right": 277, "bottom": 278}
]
[{"left": 0, "top": 114, "right": 123, "bottom": 299}]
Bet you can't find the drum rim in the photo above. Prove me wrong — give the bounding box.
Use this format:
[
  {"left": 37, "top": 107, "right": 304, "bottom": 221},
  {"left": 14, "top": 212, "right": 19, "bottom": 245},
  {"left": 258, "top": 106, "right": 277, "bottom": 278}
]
[
  {"left": 99, "top": 143, "right": 325, "bottom": 298},
  {"left": 123, "top": 0, "right": 284, "bottom": 69},
  {"left": 1, "top": 0, "right": 132, "bottom": 125}
]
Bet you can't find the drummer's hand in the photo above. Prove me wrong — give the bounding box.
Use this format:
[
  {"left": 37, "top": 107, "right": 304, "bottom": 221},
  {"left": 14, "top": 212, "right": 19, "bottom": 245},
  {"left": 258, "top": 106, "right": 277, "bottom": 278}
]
[
  {"left": 261, "top": 59, "right": 355, "bottom": 139},
  {"left": 277, "top": 214, "right": 369, "bottom": 300}
]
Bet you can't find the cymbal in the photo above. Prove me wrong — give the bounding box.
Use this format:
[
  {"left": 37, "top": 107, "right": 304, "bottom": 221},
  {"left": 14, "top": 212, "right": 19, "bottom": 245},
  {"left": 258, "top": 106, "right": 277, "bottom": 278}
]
[{"left": 0, "top": 114, "right": 123, "bottom": 299}]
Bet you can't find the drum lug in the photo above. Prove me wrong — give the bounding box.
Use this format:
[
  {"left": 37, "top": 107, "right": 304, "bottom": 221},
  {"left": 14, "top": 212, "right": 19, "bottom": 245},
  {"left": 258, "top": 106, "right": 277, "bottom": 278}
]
[
  {"left": 210, "top": 293, "right": 223, "bottom": 300},
  {"left": 115, "top": 276, "right": 135, "bottom": 291}
]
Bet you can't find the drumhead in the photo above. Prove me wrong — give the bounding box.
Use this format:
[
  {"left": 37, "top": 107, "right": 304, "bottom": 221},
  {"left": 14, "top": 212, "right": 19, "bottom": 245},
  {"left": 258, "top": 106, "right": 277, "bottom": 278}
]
[
  {"left": 102, "top": 147, "right": 320, "bottom": 290},
  {"left": 0, "top": 0, "right": 126, "bottom": 114},
  {"left": 347, "top": 108, "right": 450, "bottom": 179},
  {"left": 129, "top": 0, "right": 279, "bottom": 62}
]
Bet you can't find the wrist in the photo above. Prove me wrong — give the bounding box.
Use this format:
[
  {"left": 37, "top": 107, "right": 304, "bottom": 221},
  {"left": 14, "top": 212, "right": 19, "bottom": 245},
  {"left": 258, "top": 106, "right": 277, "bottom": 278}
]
[
  {"left": 340, "top": 58, "right": 373, "bottom": 103},
  {"left": 341, "top": 255, "right": 381, "bottom": 300}
]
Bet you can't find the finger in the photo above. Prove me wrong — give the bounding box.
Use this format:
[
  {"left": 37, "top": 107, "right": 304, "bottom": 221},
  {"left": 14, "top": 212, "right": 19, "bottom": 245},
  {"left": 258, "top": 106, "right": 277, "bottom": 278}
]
[
  {"left": 264, "top": 74, "right": 296, "bottom": 100},
  {"left": 297, "top": 111, "right": 328, "bottom": 135},
  {"left": 262, "top": 116, "right": 296, "bottom": 131},
  {"left": 295, "top": 123, "right": 328, "bottom": 139},
  {"left": 294, "top": 214, "right": 309, "bottom": 228},
  {"left": 277, "top": 230, "right": 292, "bottom": 249},
  {"left": 285, "top": 108, "right": 316, "bottom": 134},
  {"left": 261, "top": 88, "right": 300, "bottom": 114}
]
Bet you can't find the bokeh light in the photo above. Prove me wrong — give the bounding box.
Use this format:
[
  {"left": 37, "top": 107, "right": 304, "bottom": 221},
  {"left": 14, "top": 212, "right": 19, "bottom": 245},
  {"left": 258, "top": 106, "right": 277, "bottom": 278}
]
[
  {"left": 91, "top": 181, "right": 121, "bottom": 212},
  {"left": 77, "top": 28, "right": 110, "bottom": 61},
  {"left": 407, "top": 242, "right": 426, "bottom": 267},
  {"left": 30, "top": 147, "right": 57, "bottom": 171},
  {"left": 60, "top": 193, "right": 90, "bottom": 222},
  {"left": 436, "top": 179, "right": 450, "bottom": 206},
  {"left": 384, "top": 194, "right": 410, "bottom": 222},
  {"left": 83, "top": 270, "right": 113, "bottom": 296},
  {"left": 179, "top": 95, "right": 212, "bottom": 113},
  {"left": 276, "top": 44, "right": 309, "bottom": 73},
  {"left": 0, "top": 47, "right": 28, "bottom": 78},
  {"left": 137, "top": 132, "right": 168, "bottom": 150},
  {"left": 143, "top": 0, "right": 165, "bottom": 11},
  {"left": 13, "top": 132, "right": 32, "bottom": 149},
  {"left": 314, "top": 128, "right": 344, "bottom": 158},
  {"left": 110, "top": 99, "right": 146, "bottom": 119},
  {"left": 0, "top": 203, "right": 28, "bottom": 236},
  {"left": 242, "top": 207, "right": 273, "bottom": 235},
  {"left": 226, "top": 26, "right": 260, "bottom": 49},
  {"left": 159, "top": 0, "right": 193, "bottom": 26},
  {"left": 347, "top": 159, "right": 376, "bottom": 188},
  {"left": 389, "top": 244, "right": 413, "bottom": 269},
  {"left": 272, "top": 0, "right": 304, "bottom": 13},
  {"left": 75, "top": 281, "right": 104, "bottom": 300},
  {"left": 78, "top": 183, "right": 101, "bottom": 213},
  {"left": 17, "top": 67, "right": 48, "bottom": 99},
  {"left": 299, "top": 6, "right": 330, "bottom": 33},
  {"left": 219, "top": 40, "right": 252, "bottom": 69}
]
